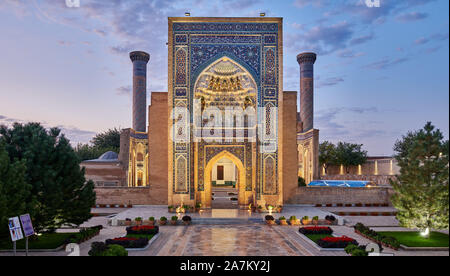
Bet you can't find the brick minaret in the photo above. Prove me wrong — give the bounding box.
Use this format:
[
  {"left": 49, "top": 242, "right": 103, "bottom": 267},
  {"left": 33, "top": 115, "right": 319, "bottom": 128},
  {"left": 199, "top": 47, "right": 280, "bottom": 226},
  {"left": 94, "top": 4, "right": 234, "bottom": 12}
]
[
  {"left": 297, "top": 52, "right": 316, "bottom": 133},
  {"left": 130, "top": 51, "right": 150, "bottom": 132}
]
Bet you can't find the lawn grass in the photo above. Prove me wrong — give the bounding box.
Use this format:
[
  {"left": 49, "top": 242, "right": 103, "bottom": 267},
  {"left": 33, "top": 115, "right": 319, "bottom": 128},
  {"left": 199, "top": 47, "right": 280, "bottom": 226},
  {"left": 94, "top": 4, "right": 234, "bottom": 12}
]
[
  {"left": 304, "top": 234, "right": 332, "bottom": 244},
  {"left": 378, "top": 231, "right": 449, "bottom": 248},
  {"left": 0, "top": 233, "right": 78, "bottom": 250},
  {"left": 125, "top": 234, "right": 155, "bottom": 240}
]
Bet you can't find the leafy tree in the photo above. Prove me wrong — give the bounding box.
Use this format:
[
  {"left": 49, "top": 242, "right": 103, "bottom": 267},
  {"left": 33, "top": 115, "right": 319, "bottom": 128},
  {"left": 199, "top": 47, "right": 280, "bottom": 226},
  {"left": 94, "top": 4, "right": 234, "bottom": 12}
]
[
  {"left": 91, "top": 128, "right": 121, "bottom": 152},
  {"left": 0, "top": 123, "right": 96, "bottom": 233},
  {"left": 74, "top": 128, "right": 121, "bottom": 161},
  {"left": 74, "top": 143, "right": 117, "bottom": 161},
  {"left": 334, "top": 142, "right": 368, "bottom": 174},
  {"left": 319, "top": 141, "right": 337, "bottom": 175},
  {"left": 390, "top": 122, "right": 449, "bottom": 236},
  {"left": 0, "top": 143, "right": 32, "bottom": 239}
]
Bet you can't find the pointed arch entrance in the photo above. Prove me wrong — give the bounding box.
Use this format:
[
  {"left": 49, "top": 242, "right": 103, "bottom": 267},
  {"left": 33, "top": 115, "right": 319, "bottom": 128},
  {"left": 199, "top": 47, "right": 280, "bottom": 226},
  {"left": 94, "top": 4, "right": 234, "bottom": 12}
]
[{"left": 203, "top": 150, "right": 247, "bottom": 208}]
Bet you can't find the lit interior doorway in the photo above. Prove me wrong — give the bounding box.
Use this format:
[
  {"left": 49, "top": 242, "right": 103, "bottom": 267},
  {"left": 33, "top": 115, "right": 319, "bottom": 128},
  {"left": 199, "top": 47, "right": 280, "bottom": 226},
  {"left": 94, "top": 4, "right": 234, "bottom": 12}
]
[{"left": 211, "top": 157, "right": 239, "bottom": 209}]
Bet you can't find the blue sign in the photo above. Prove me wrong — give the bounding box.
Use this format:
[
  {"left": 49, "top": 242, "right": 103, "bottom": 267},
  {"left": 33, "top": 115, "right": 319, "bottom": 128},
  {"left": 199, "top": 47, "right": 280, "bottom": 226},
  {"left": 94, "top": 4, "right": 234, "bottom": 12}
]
[{"left": 20, "top": 214, "right": 35, "bottom": 237}]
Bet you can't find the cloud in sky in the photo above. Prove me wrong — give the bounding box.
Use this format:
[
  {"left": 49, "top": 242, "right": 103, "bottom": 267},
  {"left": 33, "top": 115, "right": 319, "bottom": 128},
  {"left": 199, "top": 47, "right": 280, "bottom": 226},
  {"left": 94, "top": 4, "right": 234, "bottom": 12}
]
[
  {"left": 363, "top": 57, "right": 410, "bottom": 70},
  {"left": 396, "top": 11, "right": 428, "bottom": 22},
  {"left": 0, "top": 114, "right": 96, "bottom": 145}
]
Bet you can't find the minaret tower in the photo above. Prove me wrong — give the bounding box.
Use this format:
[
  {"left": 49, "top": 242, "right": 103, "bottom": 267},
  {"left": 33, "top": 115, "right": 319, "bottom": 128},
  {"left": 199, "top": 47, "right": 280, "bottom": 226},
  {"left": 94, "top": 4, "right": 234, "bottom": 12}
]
[
  {"left": 130, "top": 51, "right": 150, "bottom": 132},
  {"left": 296, "top": 52, "right": 319, "bottom": 185},
  {"left": 297, "top": 52, "right": 316, "bottom": 133}
]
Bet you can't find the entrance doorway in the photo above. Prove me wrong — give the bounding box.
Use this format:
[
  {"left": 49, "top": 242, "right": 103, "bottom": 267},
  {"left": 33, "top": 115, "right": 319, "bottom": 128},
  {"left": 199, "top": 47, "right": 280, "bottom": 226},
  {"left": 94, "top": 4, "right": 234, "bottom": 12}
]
[
  {"left": 204, "top": 150, "right": 246, "bottom": 209},
  {"left": 211, "top": 157, "right": 238, "bottom": 209}
]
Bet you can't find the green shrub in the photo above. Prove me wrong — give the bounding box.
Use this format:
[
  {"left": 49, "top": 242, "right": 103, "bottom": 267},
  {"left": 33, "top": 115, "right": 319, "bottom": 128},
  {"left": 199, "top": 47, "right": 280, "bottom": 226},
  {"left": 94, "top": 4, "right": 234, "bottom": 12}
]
[
  {"left": 298, "top": 177, "right": 307, "bottom": 187},
  {"left": 135, "top": 217, "right": 142, "bottom": 222},
  {"left": 279, "top": 216, "right": 286, "bottom": 220},
  {"left": 345, "top": 244, "right": 359, "bottom": 254},
  {"left": 160, "top": 217, "right": 167, "bottom": 221},
  {"left": 171, "top": 216, "right": 178, "bottom": 221},
  {"left": 103, "top": 244, "right": 128, "bottom": 256},
  {"left": 312, "top": 216, "right": 319, "bottom": 221},
  {"left": 148, "top": 217, "right": 155, "bottom": 221},
  {"left": 289, "top": 216, "right": 297, "bottom": 221}
]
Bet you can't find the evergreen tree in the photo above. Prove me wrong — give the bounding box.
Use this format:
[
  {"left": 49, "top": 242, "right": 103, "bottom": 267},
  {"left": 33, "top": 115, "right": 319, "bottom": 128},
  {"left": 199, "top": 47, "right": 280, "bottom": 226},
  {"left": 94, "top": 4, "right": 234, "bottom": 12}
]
[
  {"left": 390, "top": 122, "right": 449, "bottom": 236},
  {"left": 0, "top": 123, "right": 96, "bottom": 233},
  {"left": 334, "top": 142, "right": 367, "bottom": 174},
  {"left": 0, "top": 143, "right": 32, "bottom": 239},
  {"left": 319, "top": 141, "right": 337, "bottom": 175}
]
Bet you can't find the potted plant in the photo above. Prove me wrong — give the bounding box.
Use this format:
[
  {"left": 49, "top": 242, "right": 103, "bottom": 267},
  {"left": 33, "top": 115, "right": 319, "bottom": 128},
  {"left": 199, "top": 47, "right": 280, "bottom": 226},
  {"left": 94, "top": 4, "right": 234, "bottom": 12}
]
[
  {"left": 168, "top": 206, "right": 175, "bottom": 213},
  {"left": 159, "top": 216, "right": 167, "bottom": 226},
  {"left": 257, "top": 205, "right": 263, "bottom": 213},
  {"left": 195, "top": 203, "right": 202, "bottom": 212},
  {"left": 289, "top": 216, "right": 300, "bottom": 226},
  {"left": 312, "top": 216, "right": 319, "bottom": 226},
  {"left": 125, "top": 218, "right": 132, "bottom": 226},
  {"left": 170, "top": 216, "right": 178, "bottom": 226},
  {"left": 182, "top": 216, "right": 192, "bottom": 226},
  {"left": 301, "top": 216, "right": 311, "bottom": 225},
  {"left": 265, "top": 215, "right": 275, "bottom": 225},
  {"left": 325, "top": 215, "right": 337, "bottom": 225},
  {"left": 267, "top": 205, "right": 275, "bottom": 213},
  {"left": 147, "top": 217, "right": 155, "bottom": 226},
  {"left": 182, "top": 205, "right": 190, "bottom": 213},
  {"left": 135, "top": 217, "right": 143, "bottom": 226},
  {"left": 279, "top": 216, "right": 288, "bottom": 226}
]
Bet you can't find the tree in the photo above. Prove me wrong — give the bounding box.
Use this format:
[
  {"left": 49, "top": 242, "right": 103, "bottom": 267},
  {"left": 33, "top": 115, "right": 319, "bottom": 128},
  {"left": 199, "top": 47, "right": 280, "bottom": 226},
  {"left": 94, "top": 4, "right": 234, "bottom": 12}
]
[
  {"left": 334, "top": 142, "right": 368, "bottom": 174},
  {"left": 390, "top": 122, "right": 449, "bottom": 236},
  {"left": 319, "top": 141, "right": 337, "bottom": 175},
  {"left": 0, "top": 143, "right": 32, "bottom": 239},
  {"left": 91, "top": 128, "right": 121, "bottom": 152},
  {"left": 0, "top": 123, "right": 96, "bottom": 233},
  {"left": 74, "top": 128, "right": 121, "bottom": 161}
]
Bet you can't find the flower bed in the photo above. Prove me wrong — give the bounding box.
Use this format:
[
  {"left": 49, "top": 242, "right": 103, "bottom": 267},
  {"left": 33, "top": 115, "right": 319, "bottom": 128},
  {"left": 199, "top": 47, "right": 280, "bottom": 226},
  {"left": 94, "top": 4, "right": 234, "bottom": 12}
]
[
  {"left": 354, "top": 223, "right": 400, "bottom": 250},
  {"left": 126, "top": 225, "right": 159, "bottom": 236},
  {"left": 299, "top": 226, "right": 333, "bottom": 235},
  {"left": 105, "top": 237, "right": 149, "bottom": 249},
  {"left": 317, "top": 236, "right": 358, "bottom": 249}
]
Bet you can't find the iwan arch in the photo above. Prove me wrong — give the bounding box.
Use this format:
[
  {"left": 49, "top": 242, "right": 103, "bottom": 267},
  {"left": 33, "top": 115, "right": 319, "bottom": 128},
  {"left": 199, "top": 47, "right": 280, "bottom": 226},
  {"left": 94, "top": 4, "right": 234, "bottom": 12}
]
[{"left": 83, "top": 17, "right": 320, "bottom": 209}]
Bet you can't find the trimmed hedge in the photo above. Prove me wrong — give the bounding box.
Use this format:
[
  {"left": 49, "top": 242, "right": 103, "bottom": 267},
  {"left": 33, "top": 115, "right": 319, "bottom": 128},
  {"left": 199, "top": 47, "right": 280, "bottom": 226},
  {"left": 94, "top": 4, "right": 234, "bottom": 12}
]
[
  {"left": 105, "top": 237, "right": 148, "bottom": 249},
  {"left": 126, "top": 225, "right": 159, "bottom": 236},
  {"left": 299, "top": 227, "right": 333, "bottom": 235},
  {"left": 354, "top": 223, "right": 400, "bottom": 250},
  {"left": 317, "top": 236, "right": 358, "bottom": 249}
]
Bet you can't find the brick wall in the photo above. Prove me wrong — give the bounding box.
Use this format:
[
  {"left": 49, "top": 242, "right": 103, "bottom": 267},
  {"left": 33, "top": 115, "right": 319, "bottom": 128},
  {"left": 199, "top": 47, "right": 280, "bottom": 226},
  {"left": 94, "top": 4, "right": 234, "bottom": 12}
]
[
  {"left": 286, "top": 186, "right": 394, "bottom": 205},
  {"left": 95, "top": 187, "right": 152, "bottom": 205}
]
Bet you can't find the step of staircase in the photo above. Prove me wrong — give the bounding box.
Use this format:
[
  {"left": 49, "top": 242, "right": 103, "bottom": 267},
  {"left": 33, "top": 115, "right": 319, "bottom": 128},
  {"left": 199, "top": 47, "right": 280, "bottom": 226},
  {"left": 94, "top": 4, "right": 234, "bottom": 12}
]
[{"left": 192, "top": 218, "right": 263, "bottom": 225}]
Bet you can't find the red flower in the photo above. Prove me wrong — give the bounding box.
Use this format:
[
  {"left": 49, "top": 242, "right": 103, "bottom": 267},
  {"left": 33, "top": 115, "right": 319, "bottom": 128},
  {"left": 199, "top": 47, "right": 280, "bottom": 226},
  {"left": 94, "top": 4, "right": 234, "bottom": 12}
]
[
  {"left": 304, "top": 227, "right": 331, "bottom": 231},
  {"left": 131, "top": 225, "right": 155, "bottom": 231},
  {"left": 320, "top": 236, "right": 355, "bottom": 243},
  {"left": 112, "top": 237, "right": 139, "bottom": 241}
]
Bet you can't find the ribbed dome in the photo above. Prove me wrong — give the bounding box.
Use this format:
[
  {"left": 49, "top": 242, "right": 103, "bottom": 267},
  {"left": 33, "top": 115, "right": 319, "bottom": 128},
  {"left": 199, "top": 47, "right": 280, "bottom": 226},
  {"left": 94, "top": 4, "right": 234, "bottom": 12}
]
[
  {"left": 98, "top": 151, "right": 118, "bottom": 160},
  {"left": 213, "top": 61, "right": 237, "bottom": 76}
]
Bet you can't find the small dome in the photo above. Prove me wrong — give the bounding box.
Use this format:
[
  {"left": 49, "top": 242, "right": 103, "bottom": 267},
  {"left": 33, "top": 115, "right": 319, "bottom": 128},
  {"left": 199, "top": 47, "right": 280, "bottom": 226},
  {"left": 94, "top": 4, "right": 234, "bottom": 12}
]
[{"left": 98, "top": 151, "right": 118, "bottom": 160}]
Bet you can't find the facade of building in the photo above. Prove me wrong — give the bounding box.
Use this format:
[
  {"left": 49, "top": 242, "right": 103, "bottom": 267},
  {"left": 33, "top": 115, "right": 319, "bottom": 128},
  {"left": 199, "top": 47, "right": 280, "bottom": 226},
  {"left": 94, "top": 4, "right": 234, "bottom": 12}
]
[{"left": 82, "top": 17, "right": 322, "bottom": 208}]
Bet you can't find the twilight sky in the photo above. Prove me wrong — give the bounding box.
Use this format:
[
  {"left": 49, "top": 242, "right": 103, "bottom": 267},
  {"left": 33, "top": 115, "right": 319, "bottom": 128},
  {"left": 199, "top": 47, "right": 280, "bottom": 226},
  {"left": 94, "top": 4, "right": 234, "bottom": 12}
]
[{"left": 0, "top": 0, "right": 448, "bottom": 156}]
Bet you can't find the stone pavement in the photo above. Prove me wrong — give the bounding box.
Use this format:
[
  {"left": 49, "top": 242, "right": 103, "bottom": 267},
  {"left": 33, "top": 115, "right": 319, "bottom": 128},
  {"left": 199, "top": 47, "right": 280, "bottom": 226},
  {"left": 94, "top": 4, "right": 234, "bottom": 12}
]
[{"left": 128, "top": 224, "right": 346, "bottom": 256}]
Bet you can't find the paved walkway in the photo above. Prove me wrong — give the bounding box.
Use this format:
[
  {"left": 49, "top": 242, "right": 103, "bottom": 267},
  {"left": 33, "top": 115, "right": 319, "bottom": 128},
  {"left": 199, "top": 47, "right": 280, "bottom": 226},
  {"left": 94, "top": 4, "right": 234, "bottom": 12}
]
[{"left": 128, "top": 225, "right": 346, "bottom": 256}]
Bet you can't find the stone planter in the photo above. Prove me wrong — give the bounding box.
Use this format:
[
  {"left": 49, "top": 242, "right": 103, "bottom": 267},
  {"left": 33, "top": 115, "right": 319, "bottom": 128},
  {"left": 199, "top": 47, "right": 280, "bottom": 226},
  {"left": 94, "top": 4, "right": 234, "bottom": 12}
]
[
  {"left": 170, "top": 220, "right": 178, "bottom": 226},
  {"left": 183, "top": 221, "right": 191, "bottom": 226},
  {"left": 301, "top": 219, "right": 311, "bottom": 225},
  {"left": 290, "top": 219, "right": 301, "bottom": 226},
  {"left": 265, "top": 220, "right": 276, "bottom": 226},
  {"left": 135, "top": 221, "right": 142, "bottom": 226},
  {"left": 279, "top": 220, "right": 288, "bottom": 226},
  {"left": 146, "top": 220, "right": 155, "bottom": 226},
  {"left": 159, "top": 220, "right": 167, "bottom": 226}
]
